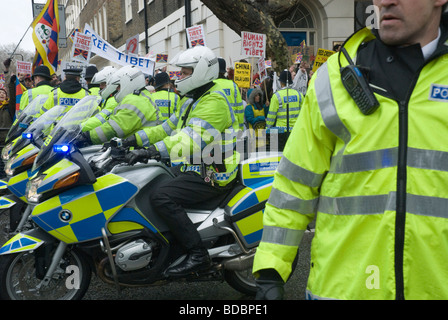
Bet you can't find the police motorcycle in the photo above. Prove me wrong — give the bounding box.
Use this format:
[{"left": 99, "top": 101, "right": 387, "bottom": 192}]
[
  {"left": 0, "top": 95, "right": 287, "bottom": 300},
  {"left": 0, "top": 97, "right": 103, "bottom": 238}
]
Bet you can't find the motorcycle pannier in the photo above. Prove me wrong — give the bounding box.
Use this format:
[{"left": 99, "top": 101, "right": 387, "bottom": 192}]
[{"left": 224, "top": 154, "right": 280, "bottom": 248}]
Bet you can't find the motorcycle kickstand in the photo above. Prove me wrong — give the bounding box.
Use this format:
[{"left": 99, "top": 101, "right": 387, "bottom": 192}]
[{"left": 36, "top": 241, "right": 67, "bottom": 291}]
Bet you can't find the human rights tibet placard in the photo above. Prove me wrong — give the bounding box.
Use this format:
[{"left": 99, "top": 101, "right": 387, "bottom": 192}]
[
  {"left": 71, "top": 32, "right": 93, "bottom": 64},
  {"left": 241, "top": 31, "right": 266, "bottom": 58},
  {"left": 187, "top": 25, "right": 207, "bottom": 48}
]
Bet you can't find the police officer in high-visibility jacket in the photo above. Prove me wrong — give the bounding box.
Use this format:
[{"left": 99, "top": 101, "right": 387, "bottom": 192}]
[
  {"left": 151, "top": 71, "right": 180, "bottom": 121},
  {"left": 81, "top": 66, "right": 119, "bottom": 132},
  {"left": 125, "top": 46, "right": 240, "bottom": 277},
  {"left": 266, "top": 70, "right": 302, "bottom": 150},
  {"left": 39, "top": 68, "right": 90, "bottom": 116},
  {"left": 19, "top": 65, "right": 53, "bottom": 113},
  {"left": 253, "top": 1, "right": 448, "bottom": 300},
  {"left": 266, "top": 70, "right": 303, "bottom": 129},
  {"left": 214, "top": 58, "right": 244, "bottom": 132},
  {"left": 85, "top": 65, "right": 101, "bottom": 96},
  {"left": 81, "top": 66, "right": 161, "bottom": 145}
]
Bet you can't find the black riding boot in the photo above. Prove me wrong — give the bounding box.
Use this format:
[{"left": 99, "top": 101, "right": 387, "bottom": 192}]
[{"left": 165, "top": 247, "right": 211, "bottom": 277}]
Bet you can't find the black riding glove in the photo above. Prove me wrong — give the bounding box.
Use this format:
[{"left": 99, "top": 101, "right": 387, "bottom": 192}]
[
  {"left": 76, "top": 131, "right": 92, "bottom": 148},
  {"left": 125, "top": 145, "right": 160, "bottom": 165},
  {"left": 255, "top": 269, "right": 285, "bottom": 300},
  {"left": 122, "top": 134, "right": 138, "bottom": 148}
]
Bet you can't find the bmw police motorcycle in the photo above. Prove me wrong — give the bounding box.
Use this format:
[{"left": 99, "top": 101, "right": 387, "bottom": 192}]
[
  {"left": 0, "top": 97, "right": 102, "bottom": 237},
  {"left": 0, "top": 93, "right": 291, "bottom": 300}
]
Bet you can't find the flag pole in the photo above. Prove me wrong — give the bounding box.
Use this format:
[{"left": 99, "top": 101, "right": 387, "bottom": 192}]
[{"left": 10, "top": 22, "right": 33, "bottom": 60}]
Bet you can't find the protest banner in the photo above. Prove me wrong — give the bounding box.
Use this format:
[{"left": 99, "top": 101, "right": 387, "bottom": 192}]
[
  {"left": 126, "top": 34, "right": 139, "bottom": 55},
  {"left": 16, "top": 61, "right": 33, "bottom": 76},
  {"left": 257, "top": 57, "right": 267, "bottom": 82},
  {"left": 312, "top": 48, "right": 336, "bottom": 72},
  {"left": 84, "top": 23, "right": 155, "bottom": 75},
  {"left": 71, "top": 32, "right": 93, "bottom": 64},
  {"left": 234, "top": 62, "right": 251, "bottom": 88},
  {"left": 241, "top": 31, "right": 266, "bottom": 58},
  {"left": 187, "top": 25, "right": 206, "bottom": 48}
]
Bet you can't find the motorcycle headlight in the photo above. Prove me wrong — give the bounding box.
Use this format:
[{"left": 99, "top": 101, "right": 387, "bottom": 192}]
[
  {"left": 5, "top": 153, "right": 37, "bottom": 177},
  {"left": 26, "top": 175, "right": 45, "bottom": 203},
  {"left": 1, "top": 142, "right": 14, "bottom": 161},
  {"left": 4, "top": 155, "right": 17, "bottom": 176}
]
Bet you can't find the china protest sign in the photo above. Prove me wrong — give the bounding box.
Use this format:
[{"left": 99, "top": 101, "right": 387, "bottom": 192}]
[{"left": 234, "top": 62, "right": 251, "bottom": 88}]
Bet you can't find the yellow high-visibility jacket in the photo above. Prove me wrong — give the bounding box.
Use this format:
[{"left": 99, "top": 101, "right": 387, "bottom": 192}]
[{"left": 253, "top": 26, "right": 448, "bottom": 300}]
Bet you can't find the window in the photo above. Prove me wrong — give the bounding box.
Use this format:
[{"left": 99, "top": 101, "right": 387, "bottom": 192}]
[
  {"left": 138, "top": 0, "right": 144, "bottom": 12},
  {"left": 278, "top": 4, "right": 314, "bottom": 29},
  {"left": 139, "top": 0, "right": 153, "bottom": 12},
  {"left": 125, "top": 0, "right": 133, "bottom": 22}
]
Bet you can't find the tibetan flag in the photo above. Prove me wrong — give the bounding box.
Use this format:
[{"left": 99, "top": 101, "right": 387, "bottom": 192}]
[
  {"left": 191, "top": 39, "right": 204, "bottom": 47},
  {"left": 168, "top": 71, "right": 182, "bottom": 80},
  {"left": 156, "top": 54, "right": 168, "bottom": 63},
  {"left": 74, "top": 48, "right": 89, "bottom": 60},
  {"left": 15, "top": 77, "right": 26, "bottom": 117},
  {"left": 253, "top": 78, "right": 261, "bottom": 87},
  {"left": 32, "top": 0, "right": 59, "bottom": 74},
  {"left": 300, "top": 40, "right": 306, "bottom": 51}
]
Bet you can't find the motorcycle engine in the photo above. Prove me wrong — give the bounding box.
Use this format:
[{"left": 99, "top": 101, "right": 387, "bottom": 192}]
[{"left": 115, "top": 239, "right": 153, "bottom": 271}]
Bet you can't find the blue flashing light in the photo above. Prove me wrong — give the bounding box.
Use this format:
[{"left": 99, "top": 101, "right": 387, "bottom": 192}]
[
  {"left": 53, "top": 145, "right": 70, "bottom": 153},
  {"left": 22, "top": 133, "right": 33, "bottom": 140}
]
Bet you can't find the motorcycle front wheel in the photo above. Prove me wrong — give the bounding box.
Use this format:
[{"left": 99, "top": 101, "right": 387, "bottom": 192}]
[{"left": 0, "top": 249, "right": 91, "bottom": 300}]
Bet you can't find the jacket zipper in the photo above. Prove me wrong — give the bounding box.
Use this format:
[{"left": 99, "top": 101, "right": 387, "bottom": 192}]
[
  {"left": 393, "top": 45, "right": 448, "bottom": 299},
  {"left": 395, "top": 100, "right": 407, "bottom": 300}
]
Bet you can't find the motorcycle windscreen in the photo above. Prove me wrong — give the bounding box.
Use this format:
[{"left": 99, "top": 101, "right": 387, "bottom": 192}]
[
  {"left": 5, "top": 94, "right": 49, "bottom": 143},
  {"left": 30, "top": 173, "right": 140, "bottom": 244},
  {"left": 10, "top": 105, "right": 68, "bottom": 157},
  {"left": 32, "top": 95, "right": 102, "bottom": 172}
]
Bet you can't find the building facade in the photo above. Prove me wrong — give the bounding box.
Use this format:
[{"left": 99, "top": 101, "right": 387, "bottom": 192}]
[{"left": 60, "top": 0, "right": 373, "bottom": 73}]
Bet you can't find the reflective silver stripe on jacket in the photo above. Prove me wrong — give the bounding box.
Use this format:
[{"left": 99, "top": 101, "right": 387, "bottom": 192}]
[
  {"left": 268, "top": 187, "right": 319, "bottom": 215},
  {"left": 315, "top": 63, "right": 351, "bottom": 161},
  {"left": 261, "top": 226, "right": 304, "bottom": 247},
  {"left": 277, "top": 156, "right": 325, "bottom": 188},
  {"left": 137, "top": 130, "right": 150, "bottom": 147},
  {"left": 115, "top": 103, "right": 149, "bottom": 126}
]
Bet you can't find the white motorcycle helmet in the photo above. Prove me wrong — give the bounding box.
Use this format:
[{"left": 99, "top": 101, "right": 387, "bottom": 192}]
[
  {"left": 91, "top": 66, "right": 118, "bottom": 100},
  {"left": 91, "top": 66, "right": 116, "bottom": 85},
  {"left": 109, "top": 65, "right": 146, "bottom": 103},
  {"left": 170, "top": 45, "right": 219, "bottom": 96}
]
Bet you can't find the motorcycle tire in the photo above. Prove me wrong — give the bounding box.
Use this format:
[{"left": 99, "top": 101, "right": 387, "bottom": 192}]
[{"left": 0, "top": 248, "right": 91, "bottom": 300}]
